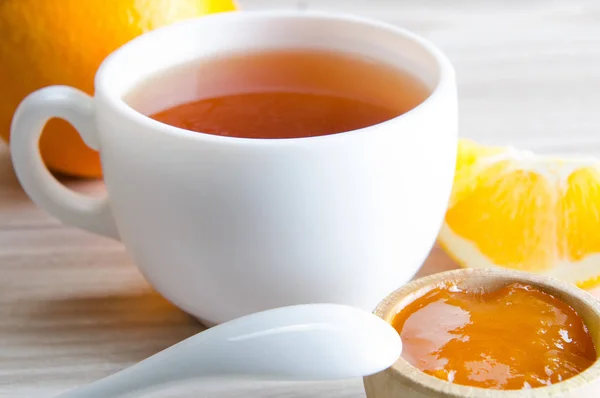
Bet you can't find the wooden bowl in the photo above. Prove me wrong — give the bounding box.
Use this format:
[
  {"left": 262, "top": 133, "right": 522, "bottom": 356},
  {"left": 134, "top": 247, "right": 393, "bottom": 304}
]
[{"left": 363, "top": 268, "right": 600, "bottom": 398}]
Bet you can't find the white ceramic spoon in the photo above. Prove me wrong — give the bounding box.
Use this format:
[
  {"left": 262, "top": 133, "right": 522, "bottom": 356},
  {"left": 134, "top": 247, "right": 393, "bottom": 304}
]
[{"left": 55, "top": 304, "right": 401, "bottom": 397}]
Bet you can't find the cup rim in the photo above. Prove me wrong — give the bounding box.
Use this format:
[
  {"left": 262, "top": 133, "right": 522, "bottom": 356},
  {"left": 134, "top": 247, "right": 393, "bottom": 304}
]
[
  {"left": 372, "top": 268, "right": 600, "bottom": 397},
  {"left": 94, "top": 9, "right": 456, "bottom": 146}
]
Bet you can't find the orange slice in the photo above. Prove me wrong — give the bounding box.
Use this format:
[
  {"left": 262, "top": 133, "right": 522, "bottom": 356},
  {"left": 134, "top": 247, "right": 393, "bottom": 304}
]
[{"left": 439, "top": 139, "right": 600, "bottom": 288}]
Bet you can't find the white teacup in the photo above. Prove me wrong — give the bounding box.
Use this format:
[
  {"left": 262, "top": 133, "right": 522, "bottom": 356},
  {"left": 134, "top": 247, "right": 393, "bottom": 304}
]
[{"left": 10, "top": 10, "right": 457, "bottom": 325}]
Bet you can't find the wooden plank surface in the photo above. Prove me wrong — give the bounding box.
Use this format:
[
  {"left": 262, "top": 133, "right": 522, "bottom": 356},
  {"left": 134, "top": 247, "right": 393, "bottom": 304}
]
[{"left": 2, "top": 0, "right": 600, "bottom": 396}]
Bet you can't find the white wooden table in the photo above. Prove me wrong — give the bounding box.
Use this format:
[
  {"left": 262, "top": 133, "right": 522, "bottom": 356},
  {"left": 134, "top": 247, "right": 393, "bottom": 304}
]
[{"left": 2, "top": 0, "right": 600, "bottom": 396}]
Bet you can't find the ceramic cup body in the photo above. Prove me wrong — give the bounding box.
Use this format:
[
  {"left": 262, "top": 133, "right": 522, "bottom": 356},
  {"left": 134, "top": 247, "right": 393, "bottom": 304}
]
[{"left": 10, "top": 11, "right": 457, "bottom": 324}]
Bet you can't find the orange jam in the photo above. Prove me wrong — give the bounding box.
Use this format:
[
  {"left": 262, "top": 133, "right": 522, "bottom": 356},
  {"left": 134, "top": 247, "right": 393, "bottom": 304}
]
[{"left": 393, "top": 283, "right": 597, "bottom": 390}]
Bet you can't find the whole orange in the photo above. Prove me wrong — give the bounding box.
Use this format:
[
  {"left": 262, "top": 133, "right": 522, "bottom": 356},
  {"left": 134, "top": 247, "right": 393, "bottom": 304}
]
[{"left": 0, "top": 0, "right": 236, "bottom": 178}]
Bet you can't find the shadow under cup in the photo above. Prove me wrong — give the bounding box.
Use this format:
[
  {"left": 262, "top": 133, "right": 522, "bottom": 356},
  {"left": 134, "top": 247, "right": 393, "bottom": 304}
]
[{"left": 13, "top": 11, "right": 458, "bottom": 325}]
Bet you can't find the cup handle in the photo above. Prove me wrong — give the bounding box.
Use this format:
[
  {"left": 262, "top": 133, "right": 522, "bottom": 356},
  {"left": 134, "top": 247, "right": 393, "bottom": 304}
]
[{"left": 10, "top": 86, "right": 119, "bottom": 240}]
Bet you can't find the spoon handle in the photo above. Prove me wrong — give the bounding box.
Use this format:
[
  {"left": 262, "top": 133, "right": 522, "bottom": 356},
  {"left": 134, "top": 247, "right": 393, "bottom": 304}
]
[
  {"left": 55, "top": 335, "right": 209, "bottom": 397},
  {"left": 54, "top": 362, "right": 176, "bottom": 398},
  {"left": 54, "top": 304, "right": 401, "bottom": 397}
]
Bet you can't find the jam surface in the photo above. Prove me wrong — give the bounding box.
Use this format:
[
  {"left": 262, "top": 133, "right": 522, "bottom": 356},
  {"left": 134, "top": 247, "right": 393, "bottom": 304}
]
[{"left": 393, "top": 283, "right": 597, "bottom": 390}]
